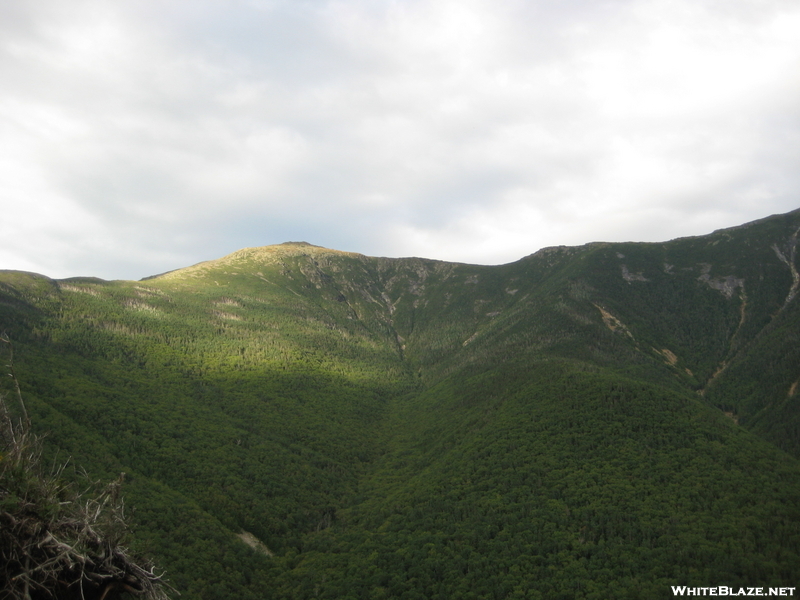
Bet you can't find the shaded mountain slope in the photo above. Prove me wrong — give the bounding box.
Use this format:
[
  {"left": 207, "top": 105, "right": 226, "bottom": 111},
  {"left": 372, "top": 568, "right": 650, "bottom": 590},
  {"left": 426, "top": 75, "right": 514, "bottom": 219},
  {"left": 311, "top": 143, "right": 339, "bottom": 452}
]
[{"left": 300, "top": 362, "right": 799, "bottom": 599}]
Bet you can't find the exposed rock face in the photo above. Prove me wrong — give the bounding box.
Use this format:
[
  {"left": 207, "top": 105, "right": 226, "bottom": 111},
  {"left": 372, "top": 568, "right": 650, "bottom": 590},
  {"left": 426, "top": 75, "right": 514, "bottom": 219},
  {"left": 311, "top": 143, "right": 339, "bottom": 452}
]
[
  {"left": 621, "top": 265, "right": 648, "bottom": 282},
  {"left": 696, "top": 263, "right": 744, "bottom": 299}
]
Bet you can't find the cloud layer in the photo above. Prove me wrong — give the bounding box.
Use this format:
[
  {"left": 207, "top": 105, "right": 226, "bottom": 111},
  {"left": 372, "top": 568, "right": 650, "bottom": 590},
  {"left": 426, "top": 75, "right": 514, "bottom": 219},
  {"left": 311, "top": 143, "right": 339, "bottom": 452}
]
[{"left": 2, "top": 0, "right": 799, "bottom": 279}]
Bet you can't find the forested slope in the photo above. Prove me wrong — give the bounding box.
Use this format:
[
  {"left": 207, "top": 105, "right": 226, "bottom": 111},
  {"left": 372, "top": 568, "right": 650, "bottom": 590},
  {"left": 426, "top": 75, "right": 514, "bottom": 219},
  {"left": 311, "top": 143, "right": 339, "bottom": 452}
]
[{"left": 1, "top": 211, "right": 799, "bottom": 599}]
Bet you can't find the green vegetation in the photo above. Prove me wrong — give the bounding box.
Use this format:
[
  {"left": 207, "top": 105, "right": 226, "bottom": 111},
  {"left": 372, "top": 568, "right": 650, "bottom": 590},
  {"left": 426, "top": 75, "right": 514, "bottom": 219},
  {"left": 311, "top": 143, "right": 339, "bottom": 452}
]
[
  {"left": 0, "top": 342, "right": 171, "bottom": 600},
  {"left": 1, "top": 213, "right": 800, "bottom": 599}
]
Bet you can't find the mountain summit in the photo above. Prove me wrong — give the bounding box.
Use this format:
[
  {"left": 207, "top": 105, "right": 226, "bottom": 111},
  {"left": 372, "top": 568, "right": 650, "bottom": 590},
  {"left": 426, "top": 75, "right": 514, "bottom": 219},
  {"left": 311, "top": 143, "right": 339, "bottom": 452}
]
[{"left": 1, "top": 209, "right": 799, "bottom": 599}]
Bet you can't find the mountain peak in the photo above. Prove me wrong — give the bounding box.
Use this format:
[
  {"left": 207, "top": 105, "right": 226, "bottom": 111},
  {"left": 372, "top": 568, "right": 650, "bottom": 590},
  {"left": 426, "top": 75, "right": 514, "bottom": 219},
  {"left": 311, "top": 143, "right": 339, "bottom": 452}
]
[{"left": 148, "top": 242, "right": 362, "bottom": 281}]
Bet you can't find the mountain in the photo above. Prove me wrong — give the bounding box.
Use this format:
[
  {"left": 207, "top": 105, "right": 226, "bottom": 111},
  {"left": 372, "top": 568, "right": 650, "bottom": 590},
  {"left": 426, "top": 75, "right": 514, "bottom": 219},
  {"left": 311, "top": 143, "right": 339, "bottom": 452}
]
[{"left": 1, "top": 210, "right": 800, "bottom": 599}]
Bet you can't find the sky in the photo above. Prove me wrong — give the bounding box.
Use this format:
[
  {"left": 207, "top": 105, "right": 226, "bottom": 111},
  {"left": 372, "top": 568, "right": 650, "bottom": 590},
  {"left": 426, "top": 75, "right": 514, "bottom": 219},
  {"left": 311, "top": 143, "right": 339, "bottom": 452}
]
[{"left": 1, "top": 0, "right": 799, "bottom": 280}]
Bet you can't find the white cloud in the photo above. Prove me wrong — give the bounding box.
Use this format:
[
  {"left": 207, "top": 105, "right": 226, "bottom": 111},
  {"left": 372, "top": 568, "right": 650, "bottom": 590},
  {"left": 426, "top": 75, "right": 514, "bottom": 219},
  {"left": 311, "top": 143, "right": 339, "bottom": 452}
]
[{"left": 0, "top": 0, "right": 798, "bottom": 278}]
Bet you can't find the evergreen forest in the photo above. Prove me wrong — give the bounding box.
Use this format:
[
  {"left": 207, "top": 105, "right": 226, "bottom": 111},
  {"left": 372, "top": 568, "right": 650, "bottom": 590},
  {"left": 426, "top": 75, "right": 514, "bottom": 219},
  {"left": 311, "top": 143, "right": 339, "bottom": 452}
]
[{"left": 2, "top": 209, "right": 800, "bottom": 599}]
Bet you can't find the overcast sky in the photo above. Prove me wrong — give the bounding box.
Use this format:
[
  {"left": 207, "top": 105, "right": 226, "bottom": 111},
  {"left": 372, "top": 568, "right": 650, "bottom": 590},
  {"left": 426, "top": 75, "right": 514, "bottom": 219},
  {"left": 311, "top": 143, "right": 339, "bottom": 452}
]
[{"left": 1, "top": 0, "right": 799, "bottom": 280}]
